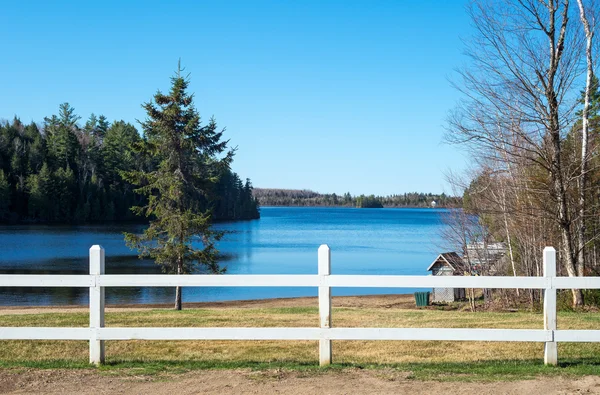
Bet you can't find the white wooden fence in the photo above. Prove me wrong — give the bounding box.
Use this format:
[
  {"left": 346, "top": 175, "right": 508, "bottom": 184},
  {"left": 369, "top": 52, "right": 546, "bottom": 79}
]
[{"left": 1, "top": 245, "right": 599, "bottom": 366}]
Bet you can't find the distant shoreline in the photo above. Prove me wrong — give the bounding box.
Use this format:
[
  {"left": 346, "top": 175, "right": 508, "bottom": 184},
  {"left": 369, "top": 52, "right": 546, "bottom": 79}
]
[{"left": 253, "top": 188, "right": 461, "bottom": 209}]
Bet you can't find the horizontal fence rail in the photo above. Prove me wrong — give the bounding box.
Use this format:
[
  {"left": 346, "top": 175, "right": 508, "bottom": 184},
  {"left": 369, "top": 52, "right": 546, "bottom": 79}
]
[
  {"left": 0, "top": 327, "right": 554, "bottom": 342},
  {"left": 0, "top": 275, "right": 94, "bottom": 287},
  {"left": 5, "top": 274, "right": 600, "bottom": 289},
  {"left": 0, "top": 245, "right": 599, "bottom": 366}
]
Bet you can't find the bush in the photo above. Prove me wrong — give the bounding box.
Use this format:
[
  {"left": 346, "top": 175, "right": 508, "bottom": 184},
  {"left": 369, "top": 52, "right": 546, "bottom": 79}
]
[{"left": 557, "top": 289, "right": 600, "bottom": 311}]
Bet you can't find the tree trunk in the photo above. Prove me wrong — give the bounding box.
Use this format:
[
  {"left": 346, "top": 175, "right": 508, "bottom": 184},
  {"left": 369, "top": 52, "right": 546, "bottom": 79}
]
[
  {"left": 567, "top": 0, "right": 595, "bottom": 308},
  {"left": 175, "top": 256, "right": 183, "bottom": 310},
  {"left": 175, "top": 286, "right": 182, "bottom": 310},
  {"left": 576, "top": 0, "right": 594, "bottom": 280},
  {"left": 553, "top": 155, "right": 584, "bottom": 307},
  {"left": 501, "top": 188, "right": 519, "bottom": 297},
  {"left": 545, "top": 1, "right": 583, "bottom": 308},
  {"left": 469, "top": 288, "right": 475, "bottom": 312},
  {"left": 550, "top": 108, "right": 583, "bottom": 307}
]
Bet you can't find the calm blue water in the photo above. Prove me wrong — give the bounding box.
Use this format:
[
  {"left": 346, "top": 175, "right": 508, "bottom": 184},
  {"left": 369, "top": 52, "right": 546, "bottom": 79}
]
[{"left": 0, "top": 207, "right": 447, "bottom": 305}]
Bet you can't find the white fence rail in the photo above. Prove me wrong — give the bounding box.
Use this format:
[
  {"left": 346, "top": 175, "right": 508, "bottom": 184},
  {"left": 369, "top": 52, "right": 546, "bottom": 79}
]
[{"left": 0, "top": 245, "right": 598, "bottom": 366}]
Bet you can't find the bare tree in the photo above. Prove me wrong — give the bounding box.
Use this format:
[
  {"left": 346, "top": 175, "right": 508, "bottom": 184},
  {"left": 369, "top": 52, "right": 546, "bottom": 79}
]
[
  {"left": 446, "top": 0, "right": 591, "bottom": 306},
  {"left": 438, "top": 170, "right": 494, "bottom": 311}
]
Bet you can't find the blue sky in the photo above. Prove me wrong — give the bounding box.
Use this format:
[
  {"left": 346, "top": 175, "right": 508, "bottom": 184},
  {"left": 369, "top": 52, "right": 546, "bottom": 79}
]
[{"left": 0, "top": 0, "right": 471, "bottom": 195}]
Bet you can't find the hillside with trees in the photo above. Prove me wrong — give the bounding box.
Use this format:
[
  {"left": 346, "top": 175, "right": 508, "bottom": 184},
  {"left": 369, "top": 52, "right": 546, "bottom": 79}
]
[
  {"left": 253, "top": 188, "right": 461, "bottom": 208},
  {"left": 0, "top": 105, "right": 259, "bottom": 224}
]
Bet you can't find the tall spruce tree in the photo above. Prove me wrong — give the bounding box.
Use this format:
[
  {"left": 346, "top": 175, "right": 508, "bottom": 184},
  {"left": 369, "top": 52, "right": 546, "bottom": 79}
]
[
  {"left": 44, "top": 103, "right": 81, "bottom": 171},
  {"left": 124, "top": 63, "right": 234, "bottom": 310}
]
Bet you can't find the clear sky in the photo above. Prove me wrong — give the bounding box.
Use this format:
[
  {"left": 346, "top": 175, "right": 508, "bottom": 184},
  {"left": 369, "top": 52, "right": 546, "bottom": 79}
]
[{"left": 0, "top": 0, "right": 472, "bottom": 196}]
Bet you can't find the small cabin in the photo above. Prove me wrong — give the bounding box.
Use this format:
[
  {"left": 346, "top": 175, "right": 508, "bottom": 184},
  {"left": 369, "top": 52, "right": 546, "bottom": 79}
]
[{"left": 427, "top": 252, "right": 466, "bottom": 303}]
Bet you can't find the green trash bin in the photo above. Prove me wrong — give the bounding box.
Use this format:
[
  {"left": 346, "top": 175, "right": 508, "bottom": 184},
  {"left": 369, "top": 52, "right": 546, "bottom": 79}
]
[{"left": 414, "top": 291, "right": 430, "bottom": 307}]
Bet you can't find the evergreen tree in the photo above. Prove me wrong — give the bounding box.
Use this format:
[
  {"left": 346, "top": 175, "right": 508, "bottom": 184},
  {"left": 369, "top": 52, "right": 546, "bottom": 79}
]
[
  {"left": 84, "top": 114, "right": 99, "bottom": 135},
  {"left": 54, "top": 165, "right": 75, "bottom": 222},
  {"left": 101, "top": 121, "right": 146, "bottom": 221},
  {"left": 26, "top": 123, "right": 44, "bottom": 173},
  {"left": 0, "top": 170, "right": 10, "bottom": 221},
  {"left": 0, "top": 99, "right": 258, "bottom": 223},
  {"left": 27, "top": 162, "right": 54, "bottom": 221},
  {"left": 102, "top": 121, "right": 141, "bottom": 185},
  {"left": 45, "top": 103, "right": 81, "bottom": 171},
  {"left": 124, "top": 64, "right": 234, "bottom": 310},
  {"left": 96, "top": 115, "right": 109, "bottom": 139}
]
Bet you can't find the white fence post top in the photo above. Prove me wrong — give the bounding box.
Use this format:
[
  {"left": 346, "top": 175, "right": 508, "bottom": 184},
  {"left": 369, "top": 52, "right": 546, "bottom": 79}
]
[
  {"left": 318, "top": 244, "right": 330, "bottom": 253},
  {"left": 318, "top": 244, "right": 330, "bottom": 276},
  {"left": 543, "top": 246, "right": 556, "bottom": 277},
  {"left": 90, "top": 245, "right": 105, "bottom": 275}
]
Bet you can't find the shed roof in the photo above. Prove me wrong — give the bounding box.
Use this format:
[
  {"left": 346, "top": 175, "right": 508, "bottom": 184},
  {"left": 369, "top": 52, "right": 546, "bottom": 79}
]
[{"left": 427, "top": 252, "right": 463, "bottom": 272}]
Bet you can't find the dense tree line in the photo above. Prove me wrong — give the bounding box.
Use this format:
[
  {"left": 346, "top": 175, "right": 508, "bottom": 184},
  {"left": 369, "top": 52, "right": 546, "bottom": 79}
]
[
  {"left": 355, "top": 195, "right": 384, "bottom": 208},
  {"left": 214, "top": 171, "right": 260, "bottom": 220},
  {"left": 253, "top": 188, "right": 461, "bottom": 208},
  {"left": 444, "top": 0, "right": 599, "bottom": 308},
  {"left": 0, "top": 105, "right": 259, "bottom": 223}
]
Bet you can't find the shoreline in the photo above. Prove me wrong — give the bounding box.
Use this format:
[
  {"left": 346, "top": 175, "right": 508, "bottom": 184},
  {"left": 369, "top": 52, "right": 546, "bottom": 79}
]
[
  {"left": 0, "top": 293, "right": 419, "bottom": 314},
  {"left": 259, "top": 205, "right": 452, "bottom": 209}
]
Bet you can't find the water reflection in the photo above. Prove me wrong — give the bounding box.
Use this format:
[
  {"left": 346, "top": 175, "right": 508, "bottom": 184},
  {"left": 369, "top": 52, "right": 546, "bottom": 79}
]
[{"left": 0, "top": 207, "right": 447, "bottom": 305}]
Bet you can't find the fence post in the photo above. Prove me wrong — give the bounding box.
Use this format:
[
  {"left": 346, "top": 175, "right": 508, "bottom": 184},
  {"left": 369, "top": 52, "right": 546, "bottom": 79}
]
[
  {"left": 543, "top": 246, "right": 557, "bottom": 366},
  {"left": 318, "top": 244, "right": 332, "bottom": 366},
  {"left": 89, "top": 245, "right": 105, "bottom": 365}
]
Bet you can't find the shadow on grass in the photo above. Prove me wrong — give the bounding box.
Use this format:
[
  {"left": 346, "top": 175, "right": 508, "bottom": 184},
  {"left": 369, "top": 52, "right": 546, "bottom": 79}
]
[{"left": 1, "top": 358, "right": 600, "bottom": 381}]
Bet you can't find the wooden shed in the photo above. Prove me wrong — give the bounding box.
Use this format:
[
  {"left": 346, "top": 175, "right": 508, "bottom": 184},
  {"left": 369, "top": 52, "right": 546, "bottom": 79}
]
[{"left": 427, "top": 252, "right": 466, "bottom": 303}]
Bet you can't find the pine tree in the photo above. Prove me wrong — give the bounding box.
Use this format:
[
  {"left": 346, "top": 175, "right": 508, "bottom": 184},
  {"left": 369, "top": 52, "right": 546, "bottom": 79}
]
[
  {"left": 124, "top": 63, "right": 234, "bottom": 310},
  {"left": 102, "top": 121, "right": 141, "bottom": 185},
  {"left": 38, "top": 163, "right": 54, "bottom": 221},
  {"left": 27, "top": 162, "right": 54, "bottom": 221},
  {"left": 45, "top": 103, "right": 81, "bottom": 171},
  {"left": 0, "top": 170, "right": 10, "bottom": 221},
  {"left": 26, "top": 123, "right": 45, "bottom": 173},
  {"left": 54, "top": 165, "right": 75, "bottom": 222},
  {"left": 97, "top": 115, "right": 109, "bottom": 139}
]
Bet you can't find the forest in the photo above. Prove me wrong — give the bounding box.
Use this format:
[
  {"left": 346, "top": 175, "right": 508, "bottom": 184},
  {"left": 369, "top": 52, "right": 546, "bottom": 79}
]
[
  {"left": 0, "top": 104, "right": 259, "bottom": 224},
  {"left": 253, "top": 188, "right": 461, "bottom": 208},
  {"left": 443, "top": 0, "right": 600, "bottom": 308}
]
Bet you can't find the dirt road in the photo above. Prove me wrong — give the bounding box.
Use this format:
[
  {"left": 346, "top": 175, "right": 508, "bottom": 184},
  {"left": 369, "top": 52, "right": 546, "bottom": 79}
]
[{"left": 1, "top": 368, "right": 599, "bottom": 394}]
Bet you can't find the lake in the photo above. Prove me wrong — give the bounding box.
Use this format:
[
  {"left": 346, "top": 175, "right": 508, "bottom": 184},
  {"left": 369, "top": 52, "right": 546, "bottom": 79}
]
[{"left": 0, "top": 207, "right": 449, "bottom": 306}]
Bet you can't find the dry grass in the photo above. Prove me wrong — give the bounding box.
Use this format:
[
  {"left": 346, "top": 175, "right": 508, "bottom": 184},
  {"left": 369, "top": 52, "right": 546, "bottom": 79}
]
[{"left": 0, "top": 295, "right": 599, "bottom": 366}]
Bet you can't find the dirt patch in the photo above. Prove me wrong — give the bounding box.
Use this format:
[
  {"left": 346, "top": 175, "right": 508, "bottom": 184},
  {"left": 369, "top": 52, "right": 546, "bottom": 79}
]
[{"left": 1, "top": 368, "right": 600, "bottom": 394}]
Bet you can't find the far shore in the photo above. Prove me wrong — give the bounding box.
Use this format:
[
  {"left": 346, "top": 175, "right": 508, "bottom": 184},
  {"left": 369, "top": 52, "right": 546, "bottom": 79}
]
[{"left": 0, "top": 293, "right": 421, "bottom": 314}]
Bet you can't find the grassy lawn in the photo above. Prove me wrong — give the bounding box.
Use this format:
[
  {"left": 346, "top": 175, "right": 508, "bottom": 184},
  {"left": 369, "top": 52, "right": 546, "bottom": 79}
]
[{"left": 1, "top": 303, "right": 600, "bottom": 380}]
